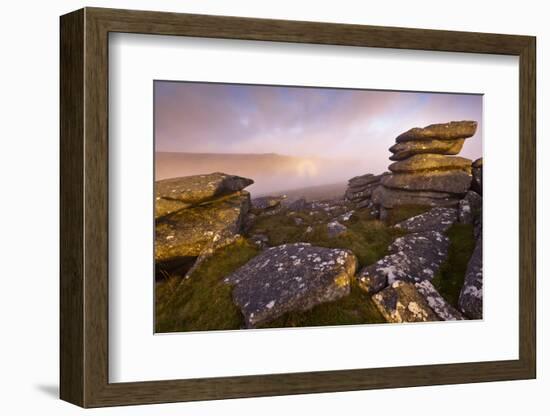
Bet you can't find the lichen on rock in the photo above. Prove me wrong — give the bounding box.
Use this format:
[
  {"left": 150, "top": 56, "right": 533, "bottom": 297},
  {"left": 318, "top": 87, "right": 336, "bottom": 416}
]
[{"left": 224, "top": 243, "right": 357, "bottom": 328}]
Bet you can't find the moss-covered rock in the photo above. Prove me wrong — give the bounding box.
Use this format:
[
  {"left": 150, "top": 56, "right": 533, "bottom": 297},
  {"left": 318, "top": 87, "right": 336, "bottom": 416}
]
[
  {"left": 389, "top": 138, "right": 465, "bottom": 161},
  {"left": 155, "top": 191, "right": 250, "bottom": 262},
  {"left": 372, "top": 185, "right": 460, "bottom": 209},
  {"left": 224, "top": 243, "right": 357, "bottom": 328},
  {"left": 381, "top": 170, "right": 472, "bottom": 194},
  {"left": 395, "top": 120, "right": 477, "bottom": 143},
  {"left": 389, "top": 154, "right": 472, "bottom": 174},
  {"left": 372, "top": 281, "right": 440, "bottom": 323},
  {"left": 155, "top": 172, "right": 253, "bottom": 218}
]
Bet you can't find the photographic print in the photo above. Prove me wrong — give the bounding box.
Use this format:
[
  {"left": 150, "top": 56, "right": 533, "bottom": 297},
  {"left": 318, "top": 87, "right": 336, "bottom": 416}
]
[{"left": 154, "top": 81, "right": 483, "bottom": 333}]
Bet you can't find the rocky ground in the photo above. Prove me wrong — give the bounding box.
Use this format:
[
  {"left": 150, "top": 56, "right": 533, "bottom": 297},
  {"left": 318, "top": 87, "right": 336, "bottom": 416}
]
[{"left": 155, "top": 120, "right": 483, "bottom": 332}]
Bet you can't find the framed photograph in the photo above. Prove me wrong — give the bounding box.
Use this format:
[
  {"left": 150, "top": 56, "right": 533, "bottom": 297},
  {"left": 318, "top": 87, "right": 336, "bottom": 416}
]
[{"left": 60, "top": 7, "right": 536, "bottom": 408}]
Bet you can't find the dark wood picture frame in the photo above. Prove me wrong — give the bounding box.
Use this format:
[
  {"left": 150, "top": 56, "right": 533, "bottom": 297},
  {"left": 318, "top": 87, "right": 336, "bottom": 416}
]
[{"left": 60, "top": 7, "right": 536, "bottom": 408}]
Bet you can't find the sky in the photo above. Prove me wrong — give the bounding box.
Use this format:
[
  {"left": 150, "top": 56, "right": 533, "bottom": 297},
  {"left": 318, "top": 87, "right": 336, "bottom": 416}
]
[{"left": 154, "top": 81, "right": 482, "bottom": 176}]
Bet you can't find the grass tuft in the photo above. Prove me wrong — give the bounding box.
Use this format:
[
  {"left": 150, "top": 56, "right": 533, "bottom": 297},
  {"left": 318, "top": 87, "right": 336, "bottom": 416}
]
[
  {"left": 155, "top": 237, "right": 259, "bottom": 333},
  {"left": 258, "top": 281, "right": 386, "bottom": 328}
]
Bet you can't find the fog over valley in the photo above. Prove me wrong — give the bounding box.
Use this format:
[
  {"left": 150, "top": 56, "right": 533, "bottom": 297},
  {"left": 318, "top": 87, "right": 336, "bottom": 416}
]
[{"left": 155, "top": 152, "right": 369, "bottom": 198}]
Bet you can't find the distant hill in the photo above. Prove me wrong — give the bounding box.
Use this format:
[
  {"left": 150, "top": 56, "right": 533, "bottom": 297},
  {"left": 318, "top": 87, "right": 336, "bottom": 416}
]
[{"left": 155, "top": 152, "right": 362, "bottom": 197}]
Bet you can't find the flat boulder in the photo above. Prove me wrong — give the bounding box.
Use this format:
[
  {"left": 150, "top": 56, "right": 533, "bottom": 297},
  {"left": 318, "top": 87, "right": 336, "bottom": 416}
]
[
  {"left": 155, "top": 173, "right": 253, "bottom": 218},
  {"left": 415, "top": 280, "right": 464, "bottom": 321},
  {"left": 251, "top": 195, "right": 286, "bottom": 213},
  {"left": 395, "top": 120, "right": 478, "bottom": 143},
  {"left": 348, "top": 173, "right": 383, "bottom": 188},
  {"left": 458, "top": 237, "right": 483, "bottom": 319},
  {"left": 224, "top": 243, "right": 357, "bottom": 328},
  {"left": 394, "top": 207, "right": 457, "bottom": 233},
  {"left": 381, "top": 170, "right": 472, "bottom": 194},
  {"left": 389, "top": 138, "right": 465, "bottom": 161},
  {"left": 357, "top": 231, "right": 450, "bottom": 293},
  {"left": 372, "top": 185, "right": 460, "bottom": 209},
  {"left": 155, "top": 191, "right": 250, "bottom": 262},
  {"left": 372, "top": 281, "right": 440, "bottom": 323},
  {"left": 389, "top": 154, "right": 472, "bottom": 174}
]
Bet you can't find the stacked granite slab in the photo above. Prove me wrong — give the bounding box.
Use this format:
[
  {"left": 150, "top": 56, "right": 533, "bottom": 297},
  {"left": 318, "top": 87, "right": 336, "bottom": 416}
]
[
  {"left": 372, "top": 121, "right": 478, "bottom": 213},
  {"left": 344, "top": 173, "right": 387, "bottom": 216},
  {"left": 344, "top": 173, "right": 385, "bottom": 203}
]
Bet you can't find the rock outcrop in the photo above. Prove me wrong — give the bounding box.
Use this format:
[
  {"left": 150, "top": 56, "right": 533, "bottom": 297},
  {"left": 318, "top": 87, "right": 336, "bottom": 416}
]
[
  {"left": 345, "top": 173, "right": 384, "bottom": 201},
  {"left": 251, "top": 195, "right": 287, "bottom": 214},
  {"left": 458, "top": 237, "right": 483, "bottom": 319},
  {"left": 374, "top": 121, "right": 477, "bottom": 211},
  {"left": 155, "top": 172, "right": 253, "bottom": 219},
  {"left": 156, "top": 191, "right": 250, "bottom": 262},
  {"left": 395, "top": 120, "right": 478, "bottom": 142},
  {"left": 415, "top": 280, "right": 464, "bottom": 321},
  {"left": 155, "top": 173, "right": 253, "bottom": 278},
  {"left": 224, "top": 243, "right": 357, "bottom": 328},
  {"left": 344, "top": 173, "right": 386, "bottom": 216},
  {"left": 372, "top": 281, "right": 440, "bottom": 323},
  {"left": 471, "top": 158, "right": 483, "bottom": 195},
  {"left": 458, "top": 191, "right": 482, "bottom": 225},
  {"left": 357, "top": 231, "right": 450, "bottom": 294},
  {"left": 394, "top": 207, "right": 457, "bottom": 233}
]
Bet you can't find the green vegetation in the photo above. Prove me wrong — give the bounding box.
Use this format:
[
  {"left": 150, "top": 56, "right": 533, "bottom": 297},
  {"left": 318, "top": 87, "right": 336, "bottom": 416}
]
[
  {"left": 431, "top": 223, "right": 476, "bottom": 308},
  {"left": 259, "top": 282, "right": 385, "bottom": 328},
  {"left": 384, "top": 204, "right": 432, "bottom": 225},
  {"left": 156, "top": 204, "right": 476, "bottom": 332},
  {"left": 155, "top": 237, "right": 259, "bottom": 333},
  {"left": 249, "top": 208, "right": 403, "bottom": 269},
  {"left": 156, "top": 207, "right": 401, "bottom": 332}
]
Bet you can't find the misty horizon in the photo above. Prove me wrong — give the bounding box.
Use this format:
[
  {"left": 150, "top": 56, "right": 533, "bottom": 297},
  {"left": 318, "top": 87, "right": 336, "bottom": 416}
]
[{"left": 154, "top": 81, "right": 483, "bottom": 198}]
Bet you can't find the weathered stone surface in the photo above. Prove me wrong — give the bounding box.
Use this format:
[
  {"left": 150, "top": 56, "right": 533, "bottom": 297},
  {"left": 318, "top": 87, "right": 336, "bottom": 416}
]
[
  {"left": 372, "top": 281, "right": 440, "bottom": 323},
  {"left": 458, "top": 191, "right": 482, "bottom": 224},
  {"left": 381, "top": 170, "right": 472, "bottom": 194},
  {"left": 472, "top": 157, "right": 483, "bottom": 195},
  {"left": 345, "top": 187, "right": 376, "bottom": 202},
  {"left": 414, "top": 280, "right": 464, "bottom": 321},
  {"left": 327, "top": 221, "right": 347, "bottom": 238},
  {"left": 389, "top": 138, "right": 465, "bottom": 161},
  {"left": 394, "top": 207, "right": 457, "bottom": 233},
  {"left": 389, "top": 154, "right": 473, "bottom": 174},
  {"left": 344, "top": 173, "right": 386, "bottom": 203},
  {"left": 458, "top": 237, "right": 483, "bottom": 319},
  {"left": 348, "top": 173, "right": 383, "bottom": 188},
  {"left": 155, "top": 198, "right": 192, "bottom": 220},
  {"left": 357, "top": 231, "right": 450, "bottom": 293},
  {"left": 372, "top": 185, "right": 460, "bottom": 209},
  {"left": 155, "top": 173, "right": 253, "bottom": 218},
  {"left": 395, "top": 120, "right": 478, "bottom": 143},
  {"left": 283, "top": 197, "right": 307, "bottom": 211},
  {"left": 224, "top": 243, "right": 357, "bottom": 328},
  {"left": 251, "top": 195, "right": 286, "bottom": 212},
  {"left": 155, "top": 191, "right": 250, "bottom": 262}
]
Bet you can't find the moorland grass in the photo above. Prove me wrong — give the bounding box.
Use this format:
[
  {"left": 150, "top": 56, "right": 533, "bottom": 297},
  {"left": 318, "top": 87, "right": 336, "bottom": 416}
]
[
  {"left": 155, "top": 237, "right": 259, "bottom": 333},
  {"left": 431, "top": 223, "right": 476, "bottom": 308},
  {"left": 155, "top": 205, "right": 474, "bottom": 332}
]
